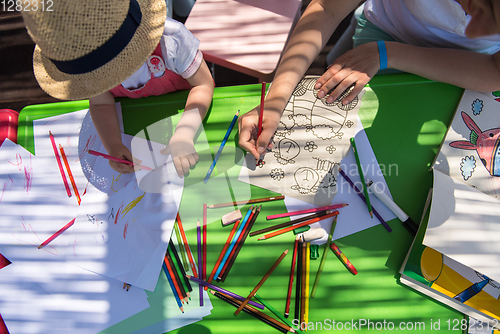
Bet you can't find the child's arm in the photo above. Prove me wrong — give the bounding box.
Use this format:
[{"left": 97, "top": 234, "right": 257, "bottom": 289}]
[
  {"left": 163, "top": 59, "right": 214, "bottom": 177},
  {"left": 238, "top": 0, "right": 360, "bottom": 161},
  {"left": 315, "top": 42, "right": 500, "bottom": 104},
  {"left": 89, "top": 92, "right": 141, "bottom": 173}
]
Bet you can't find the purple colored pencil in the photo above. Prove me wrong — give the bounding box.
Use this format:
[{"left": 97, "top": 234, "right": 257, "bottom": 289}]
[
  {"left": 197, "top": 220, "right": 203, "bottom": 306},
  {"left": 338, "top": 168, "right": 392, "bottom": 232},
  {"left": 186, "top": 275, "right": 265, "bottom": 310}
]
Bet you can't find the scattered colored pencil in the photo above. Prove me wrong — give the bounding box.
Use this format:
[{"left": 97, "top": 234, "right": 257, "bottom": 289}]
[
  {"left": 211, "top": 291, "right": 292, "bottom": 333},
  {"left": 49, "top": 131, "right": 72, "bottom": 197},
  {"left": 202, "top": 204, "right": 207, "bottom": 282},
  {"left": 176, "top": 213, "right": 198, "bottom": 277},
  {"left": 310, "top": 216, "right": 337, "bottom": 298},
  {"left": 59, "top": 144, "right": 81, "bottom": 205},
  {"left": 207, "top": 195, "right": 284, "bottom": 209},
  {"left": 123, "top": 283, "right": 131, "bottom": 291},
  {"left": 294, "top": 236, "right": 303, "bottom": 321},
  {"left": 204, "top": 110, "right": 239, "bottom": 183},
  {"left": 168, "top": 242, "right": 193, "bottom": 297},
  {"left": 330, "top": 242, "right": 358, "bottom": 275},
  {"left": 197, "top": 219, "right": 203, "bottom": 306},
  {"left": 165, "top": 251, "right": 187, "bottom": 304},
  {"left": 213, "top": 206, "right": 253, "bottom": 280},
  {"left": 266, "top": 203, "right": 348, "bottom": 220},
  {"left": 174, "top": 221, "right": 189, "bottom": 271},
  {"left": 87, "top": 149, "right": 153, "bottom": 171},
  {"left": 304, "top": 242, "right": 310, "bottom": 325},
  {"left": 300, "top": 240, "right": 306, "bottom": 325},
  {"left": 338, "top": 168, "right": 392, "bottom": 232},
  {"left": 186, "top": 275, "right": 265, "bottom": 309},
  {"left": 220, "top": 205, "right": 261, "bottom": 282},
  {"left": 38, "top": 218, "right": 75, "bottom": 249},
  {"left": 208, "top": 219, "right": 240, "bottom": 284},
  {"left": 254, "top": 292, "right": 303, "bottom": 334},
  {"left": 234, "top": 249, "right": 288, "bottom": 316},
  {"left": 257, "top": 211, "right": 339, "bottom": 241},
  {"left": 285, "top": 235, "right": 299, "bottom": 318},
  {"left": 350, "top": 137, "right": 372, "bottom": 218},
  {"left": 162, "top": 262, "right": 184, "bottom": 313},
  {"left": 251, "top": 210, "right": 335, "bottom": 237}
]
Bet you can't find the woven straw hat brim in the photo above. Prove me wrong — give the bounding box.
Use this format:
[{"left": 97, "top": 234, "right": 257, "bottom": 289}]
[{"left": 32, "top": 0, "right": 166, "bottom": 101}]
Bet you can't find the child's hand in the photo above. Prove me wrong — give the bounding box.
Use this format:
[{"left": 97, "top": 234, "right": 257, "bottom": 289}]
[
  {"left": 315, "top": 42, "right": 380, "bottom": 105},
  {"left": 238, "top": 106, "right": 278, "bottom": 162},
  {"left": 160, "top": 132, "right": 199, "bottom": 177},
  {"left": 107, "top": 144, "right": 142, "bottom": 174}
]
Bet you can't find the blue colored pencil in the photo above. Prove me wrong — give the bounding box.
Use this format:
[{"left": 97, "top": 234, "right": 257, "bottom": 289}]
[
  {"left": 197, "top": 220, "right": 203, "bottom": 306},
  {"left": 162, "top": 262, "right": 184, "bottom": 313},
  {"left": 204, "top": 110, "right": 239, "bottom": 183},
  {"left": 213, "top": 206, "right": 253, "bottom": 280}
]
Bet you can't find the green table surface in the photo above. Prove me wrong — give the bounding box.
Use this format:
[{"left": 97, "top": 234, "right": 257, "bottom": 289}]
[{"left": 18, "top": 73, "right": 465, "bottom": 333}]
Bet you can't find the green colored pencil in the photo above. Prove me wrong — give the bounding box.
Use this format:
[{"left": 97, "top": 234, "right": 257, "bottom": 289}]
[{"left": 310, "top": 216, "right": 337, "bottom": 298}]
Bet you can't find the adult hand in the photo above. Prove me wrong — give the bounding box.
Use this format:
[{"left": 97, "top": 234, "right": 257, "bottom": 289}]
[
  {"left": 315, "top": 42, "right": 380, "bottom": 104},
  {"left": 160, "top": 132, "right": 198, "bottom": 177},
  {"left": 107, "top": 144, "right": 142, "bottom": 174},
  {"left": 238, "top": 105, "right": 281, "bottom": 161}
]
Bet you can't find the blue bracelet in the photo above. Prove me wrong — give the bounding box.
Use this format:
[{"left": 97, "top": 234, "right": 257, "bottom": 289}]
[{"left": 377, "top": 41, "right": 387, "bottom": 70}]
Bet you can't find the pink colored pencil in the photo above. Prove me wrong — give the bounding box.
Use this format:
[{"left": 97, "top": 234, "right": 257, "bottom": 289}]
[
  {"left": 257, "top": 82, "right": 266, "bottom": 138},
  {"left": 88, "top": 149, "right": 153, "bottom": 171},
  {"left": 49, "top": 131, "right": 72, "bottom": 197},
  {"left": 38, "top": 218, "right": 75, "bottom": 249},
  {"left": 266, "top": 203, "right": 348, "bottom": 220},
  {"left": 202, "top": 204, "right": 207, "bottom": 281}
]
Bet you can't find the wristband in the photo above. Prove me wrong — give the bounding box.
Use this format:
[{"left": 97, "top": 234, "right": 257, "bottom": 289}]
[{"left": 377, "top": 40, "right": 387, "bottom": 70}]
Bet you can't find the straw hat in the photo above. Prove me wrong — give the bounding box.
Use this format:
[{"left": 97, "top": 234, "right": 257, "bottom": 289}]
[{"left": 21, "top": 0, "right": 166, "bottom": 100}]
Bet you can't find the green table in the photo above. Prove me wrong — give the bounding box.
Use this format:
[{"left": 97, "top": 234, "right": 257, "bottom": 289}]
[{"left": 18, "top": 73, "right": 465, "bottom": 333}]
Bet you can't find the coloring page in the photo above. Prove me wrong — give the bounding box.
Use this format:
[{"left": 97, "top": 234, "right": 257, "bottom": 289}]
[{"left": 241, "top": 76, "right": 364, "bottom": 206}]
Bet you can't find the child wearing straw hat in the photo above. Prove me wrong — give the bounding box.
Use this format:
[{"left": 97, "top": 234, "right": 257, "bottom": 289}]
[{"left": 21, "top": 0, "right": 214, "bottom": 177}]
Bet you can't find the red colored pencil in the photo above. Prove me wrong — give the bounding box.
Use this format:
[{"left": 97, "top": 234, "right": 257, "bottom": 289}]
[
  {"left": 207, "top": 219, "right": 241, "bottom": 285},
  {"left": 176, "top": 213, "right": 198, "bottom": 278},
  {"left": 266, "top": 203, "right": 348, "bottom": 220},
  {"left": 49, "top": 131, "right": 72, "bottom": 197},
  {"left": 257, "top": 211, "right": 339, "bottom": 241},
  {"left": 285, "top": 235, "right": 300, "bottom": 318},
  {"left": 88, "top": 149, "right": 153, "bottom": 171},
  {"left": 59, "top": 144, "right": 81, "bottom": 205},
  {"left": 38, "top": 218, "right": 75, "bottom": 249}
]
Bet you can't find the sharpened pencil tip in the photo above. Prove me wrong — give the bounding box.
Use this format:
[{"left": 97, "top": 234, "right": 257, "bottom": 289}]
[
  {"left": 369, "top": 211, "right": 373, "bottom": 218},
  {"left": 284, "top": 249, "right": 289, "bottom": 254},
  {"left": 257, "top": 237, "right": 264, "bottom": 241}
]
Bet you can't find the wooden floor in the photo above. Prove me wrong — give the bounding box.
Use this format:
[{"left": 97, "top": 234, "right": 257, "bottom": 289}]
[{"left": 0, "top": 3, "right": 351, "bottom": 113}]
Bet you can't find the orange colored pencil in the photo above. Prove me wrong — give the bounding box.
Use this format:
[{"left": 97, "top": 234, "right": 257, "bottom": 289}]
[
  {"left": 176, "top": 213, "right": 198, "bottom": 278},
  {"left": 257, "top": 211, "right": 339, "bottom": 241},
  {"left": 59, "top": 144, "right": 81, "bottom": 205},
  {"left": 49, "top": 131, "right": 72, "bottom": 197},
  {"left": 207, "top": 219, "right": 241, "bottom": 285},
  {"left": 164, "top": 254, "right": 185, "bottom": 304}
]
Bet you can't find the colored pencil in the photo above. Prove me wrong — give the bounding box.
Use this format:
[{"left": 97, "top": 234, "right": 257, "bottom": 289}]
[
  {"left": 202, "top": 204, "right": 207, "bottom": 281},
  {"left": 168, "top": 242, "right": 193, "bottom": 294},
  {"left": 204, "top": 110, "right": 239, "bottom": 183},
  {"left": 211, "top": 291, "right": 291, "bottom": 333},
  {"left": 162, "top": 262, "right": 184, "bottom": 313},
  {"left": 300, "top": 240, "right": 306, "bottom": 325},
  {"left": 350, "top": 137, "right": 372, "bottom": 218},
  {"left": 87, "top": 149, "right": 153, "bottom": 171},
  {"left": 220, "top": 205, "right": 261, "bottom": 282},
  {"left": 208, "top": 219, "right": 240, "bottom": 284},
  {"left": 59, "top": 144, "right": 81, "bottom": 205},
  {"left": 207, "top": 195, "right": 284, "bottom": 209},
  {"left": 165, "top": 252, "right": 186, "bottom": 304},
  {"left": 330, "top": 242, "right": 358, "bottom": 275},
  {"left": 310, "top": 216, "right": 337, "bottom": 298},
  {"left": 186, "top": 275, "right": 265, "bottom": 309},
  {"left": 254, "top": 293, "right": 303, "bottom": 334},
  {"left": 212, "top": 206, "right": 253, "bottom": 280},
  {"left": 257, "top": 211, "right": 338, "bottom": 241},
  {"left": 338, "top": 168, "right": 392, "bottom": 232},
  {"left": 234, "top": 249, "right": 288, "bottom": 316},
  {"left": 49, "top": 131, "right": 72, "bottom": 197},
  {"left": 123, "top": 283, "right": 131, "bottom": 291},
  {"left": 258, "top": 82, "right": 266, "bottom": 138},
  {"left": 294, "top": 237, "right": 303, "bottom": 321},
  {"left": 174, "top": 221, "right": 189, "bottom": 271},
  {"left": 266, "top": 203, "right": 348, "bottom": 220},
  {"left": 38, "top": 218, "right": 75, "bottom": 249},
  {"left": 197, "top": 219, "right": 203, "bottom": 306},
  {"left": 285, "top": 235, "right": 299, "bottom": 318},
  {"left": 251, "top": 210, "right": 335, "bottom": 237},
  {"left": 304, "top": 243, "right": 310, "bottom": 325},
  {"left": 176, "top": 213, "right": 198, "bottom": 277}
]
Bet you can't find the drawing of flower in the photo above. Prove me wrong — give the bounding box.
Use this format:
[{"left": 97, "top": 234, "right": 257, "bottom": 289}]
[
  {"left": 345, "top": 120, "right": 354, "bottom": 128},
  {"left": 270, "top": 168, "right": 285, "bottom": 181},
  {"left": 471, "top": 99, "right": 484, "bottom": 116},
  {"left": 304, "top": 141, "right": 318, "bottom": 152},
  {"left": 326, "top": 145, "right": 336, "bottom": 154}
]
